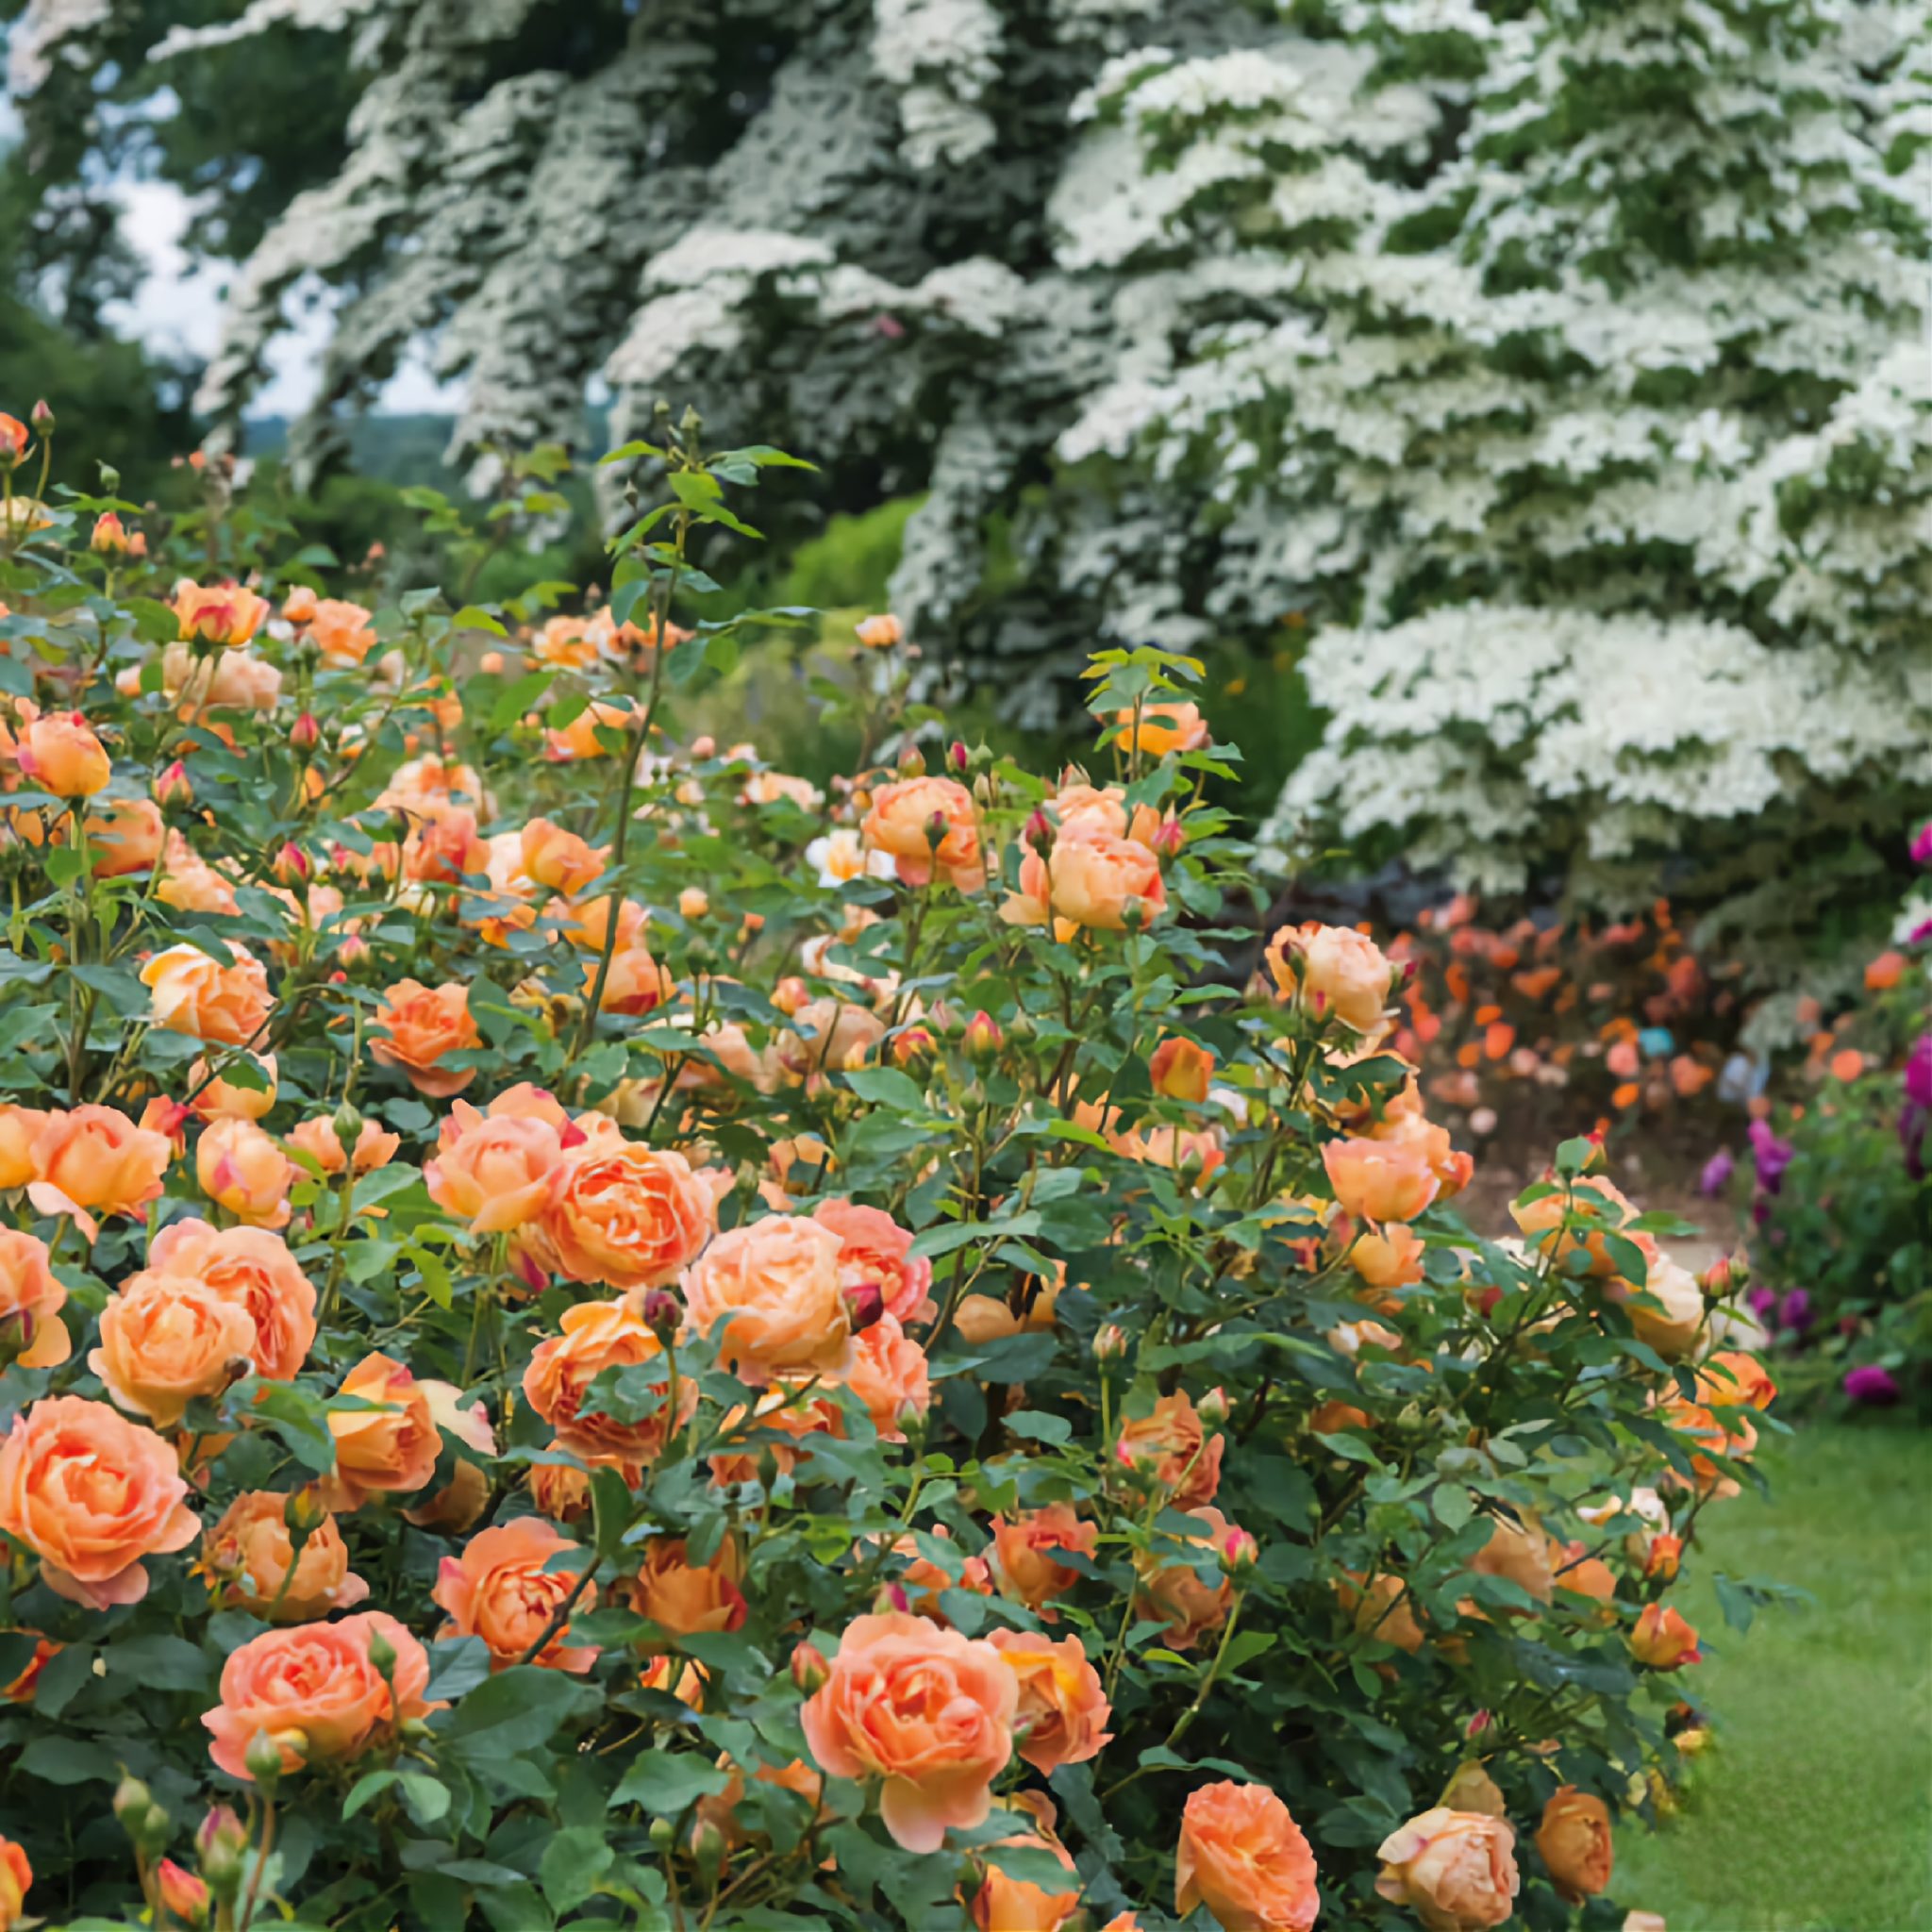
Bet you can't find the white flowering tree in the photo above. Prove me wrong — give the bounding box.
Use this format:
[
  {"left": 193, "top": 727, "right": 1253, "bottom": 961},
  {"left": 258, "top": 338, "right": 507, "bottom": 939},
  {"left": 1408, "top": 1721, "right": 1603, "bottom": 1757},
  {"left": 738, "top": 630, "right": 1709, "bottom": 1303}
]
[{"left": 8, "top": 0, "right": 1929, "bottom": 957}]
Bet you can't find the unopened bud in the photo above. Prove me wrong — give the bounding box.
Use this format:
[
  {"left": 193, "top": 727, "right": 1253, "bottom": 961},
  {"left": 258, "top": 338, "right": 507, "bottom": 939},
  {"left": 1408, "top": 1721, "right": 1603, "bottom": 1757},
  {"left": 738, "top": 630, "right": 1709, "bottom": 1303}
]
[
  {"left": 924, "top": 808, "right": 948, "bottom": 850},
  {"left": 158, "top": 1857, "right": 211, "bottom": 1926},
  {"left": 154, "top": 759, "right": 192, "bottom": 808},
  {"left": 1701, "top": 1251, "right": 1748, "bottom": 1300},
  {"left": 331, "top": 1100, "right": 363, "bottom": 1146},
  {"left": 1197, "top": 1386, "right": 1231, "bottom": 1429},
  {"left": 113, "top": 1774, "right": 156, "bottom": 1831},
  {"left": 898, "top": 744, "right": 926, "bottom": 778},
  {"left": 1464, "top": 1707, "right": 1492, "bottom": 1740},
  {"left": 365, "top": 1627, "right": 398, "bottom": 1677},
  {"left": 92, "top": 511, "right": 129, "bottom": 556},
  {"left": 273, "top": 842, "right": 310, "bottom": 883},
  {"left": 689, "top": 1817, "right": 727, "bottom": 1874},
  {"left": 648, "top": 1816, "right": 675, "bottom": 1851},
  {"left": 790, "top": 1641, "right": 830, "bottom": 1695},
  {"left": 842, "top": 1280, "right": 885, "bottom": 1331},
  {"left": 1218, "top": 1526, "right": 1260, "bottom": 1578},
  {"left": 1024, "top": 808, "right": 1055, "bottom": 856},
  {"left": 638, "top": 1289, "right": 681, "bottom": 1341},
  {"left": 30, "top": 399, "right": 54, "bottom": 431},
  {"left": 947, "top": 740, "right": 968, "bottom": 774},
  {"left": 0, "top": 1309, "right": 35, "bottom": 1367},
  {"left": 1150, "top": 818, "right": 1186, "bottom": 858},
  {"left": 1092, "top": 1322, "right": 1128, "bottom": 1363},
  {"left": 197, "top": 1806, "right": 247, "bottom": 1860},
  {"left": 891, "top": 1024, "right": 935, "bottom": 1067},
  {"left": 290, "top": 710, "right": 321, "bottom": 753},
  {"left": 962, "top": 1010, "right": 1003, "bottom": 1061},
  {"left": 285, "top": 1484, "right": 327, "bottom": 1538}
]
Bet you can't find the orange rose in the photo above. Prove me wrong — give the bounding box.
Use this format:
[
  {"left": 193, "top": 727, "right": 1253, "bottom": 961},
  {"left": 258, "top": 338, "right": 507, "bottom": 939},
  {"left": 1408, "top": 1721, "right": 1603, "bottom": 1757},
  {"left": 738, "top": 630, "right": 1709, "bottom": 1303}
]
[
  {"left": 990, "top": 1505, "right": 1098, "bottom": 1612},
  {"left": 1267, "top": 923, "right": 1395, "bottom": 1034},
  {"left": 434, "top": 1516, "right": 598, "bottom": 1672},
  {"left": 0, "top": 1635, "right": 58, "bottom": 1704},
  {"left": 1629, "top": 1603, "right": 1700, "bottom": 1670},
  {"left": 196, "top": 1116, "right": 294, "bottom": 1229},
  {"left": 0, "top": 1395, "right": 199, "bottom": 1607},
  {"left": 140, "top": 941, "right": 273, "bottom": 1046},
  {"left": 837, "top": 1314, "right": 931, "bottom": 1441},
  {"left": 521, "top": 818, "right": 608, "bottom": 896},
  {"left": 202, "top": 1610, "right": 437, "bottom": 1780},
  {"left": 1336, "top": 1572, "right": 1426, "bottom": 1654},
  {"left": 1695, "top": 1350, "right": 1776, "bottom": 1412},
  {"left": 523, "top": 1299, "right": 692, "bottom": 1462},
  {"left": 773, "top": 998, "right": 887, "bottom": 1084},
  {"left": 175, "top": 581, "right": 270, "bottom": 647},
  {"left": 188, "top": 1052, "right": 277, "bottom": 1123},
  {"left": 1176, "top": 1780, "right": 1320, "bottom": 1932},
  {"left": 286, "top": 1114, "right": 400, "bottom": 1177},
  {"left": 988, "top": 1628, "right": 1112, "bottom": 1774},
  {"left": 1375, "top": 1809, "right": 1519, "bottom": 1932},
  {"left": 973, "top": 1810, "right": 1081, "bottom": 1931},
  {"left": 0, "top": 1230, "right": 69, "bottom": 1368},
  {"left": 538, "top": 1141, "right": 717, "bottom": 1290},
  {"left": 28, "top": 1104, "right": 172, "bottom": 1233},
  {"left": 1150, "top": 1035, "right": 1216, "bottom": 1101},
  {"left": 1508, "top": 1174, "right": 1637, "bottom": 1275},
  {"left": 1536, "top": 1787, "right": 1613, "bottom": 1902},
  {"left": 800, "top": 1610, "right": 1016, "bottom": 1852},
  {"left": 810, "top": 1197, "right": 936, "bottom": 1323},
  {"left": 544, "top": 697, "right": 638, "bottom": 762},
  {"left": 308, "top": 597, "right": 377, "bottom": 664},
  {"left": 402, "top": 1380, "right": 498, "bottom": 1533},
  {"left": 1323, "top": 1137, "right": 1439, "bottom": 1225},
  {"left": 1113, "top": 700, "right": 1208, "bottom": 757},
  {"left": 628, "top": 1536, "right": 746, "bottom": 1636},
  {"left": 84, "top": 796, "right": 163, "bottom": 876},
  {"left": 1002, "top": 829, "right": 1168, "bottom": 936},
  {"left": 1114, "top": 1391, "right": 1224, "bottom": 1509},
  {"left": 883, "top": 1524, "right": 993, "bottom": 1624},
  {"left": 1351, "top": 1221, "right": 1425, "bottom": 1292},
  {"left": 89, "top": 1274, "right": 256, "bottom": 1426},
  {"left": 324, "top": 1352, "right": 441, "bottom": 1510},
  {"left": 0, "top": 1106, "right": 43, "bottom": 1189},
  {"left": 1469, "top": 1515, "right": 1554, "bottom": 1607},
  {"left": 0, "top": 1837, "right": 27, "bottom": 1932},
  {"left": 683, "top": 1214, "right": 855, "bottom": 1386},
  {"left": 590, "top": 944, "right": 675, "bottom": 1016},
  {"left": 427, "top": 1111, "right": 565, "bottom": 1234},
  {"left": 369, "top": 978, "right": 481, "bottom": 1097},
  {"left": 1134, "top": 1507, "right": 1240, "bottom": 1649},
  {"left": 860, "top": 775, "right": 985, "bottom": 891},
  {"left": 14, "top": 712, "right": 111, "bottom": 796},
  {"left": 141, "top": 1219, "right": 317, "bottom": 1382},
  {"left": 204, "top": 1491, "right": 370, "bottom": 1622}
]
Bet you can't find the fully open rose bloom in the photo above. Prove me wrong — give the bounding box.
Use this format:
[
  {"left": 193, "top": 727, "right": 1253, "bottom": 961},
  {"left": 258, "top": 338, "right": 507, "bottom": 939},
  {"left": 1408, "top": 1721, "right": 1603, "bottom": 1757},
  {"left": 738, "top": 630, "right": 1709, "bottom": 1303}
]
[
  {"left": 1176, "top": 1780, "right": 1321, "bottom": 1932},
  {"left": 1374, "top": 1809, "right": 1520, "bottom": 1932},
  {"left": 1536, "top": 1787, "right": 1613, "bottom": 1902},
  {"left": 426, "top": 1109, "right": 566, "bottom": 1233},
  {"left": 860, "top": 774, "right": 985, "bottom": 891},
  {"left": 188, "top": 1052, "right": 277, "bottom": 1123},
  {"left": 403, "top": 1380, "right": 499, "bottom": 1533},
  {"left": 89, "top": 1274, "right": 256, "bottom": 1426},
  {"left": 174, "top": 580, "right": 270, "bottom": 647},
  {"left": 990, "top": 1505, "right": 1098, "bottom": 1612},
  {"left": 28, "top": 1104, "right": 172, "bottom": 1232},
  {"left": 809, "top": 1197, "right": 935, "bottom": 1323},
  {"left": 369, "top": 978, "right": 481, "bottom": 1097},
  {"left": 1509, "top": 1174, "right": 1637, "bottom": 1275},
  {"left": 139, "top": 941, "right": 273, "bottom": 1046},
  {"left": 1115, "top": 1390, "right": 1224, "bottom": 1508},
  {"left": 628, "top": 1536, "right": 746, "bottom": 1635},
  {"left": 800, "top": 1610, "right": 1016, "bottom": 1852},
  {"left": 195, "top": 1117, "right": 295, "bottom": 1229},
  {"left": 202, "top": 1611, "right": 437, "bottom": 1779},
  {"left": 837, "top": 1314, "right": 931, "bottom": 1441},
  {"left": 325, "top": 1352, "right": 441, "bottom": 1510},
  {"left": 0, "top": 1107, "right": 43, "bottom": 1190},
  {"left": 523, "top": 1299, "right": 693, "bottom": 1461},
  {"left": 433, "top": 1516, "right": 597, "bottom": 1672},
  {"left": 1267, "top": 922, "right": 1396, "bottom": 1034},
  {"left": 1323, "top": 1136, "right": 1440, "bottom": 1225},
  {"left": 0, "top": 1229, "right": 69, "bottom": 1368},
  {"left": 139, "top": 1219, "right": 317, "bottom": 1382},
  {"left": 203, "top": 1490, "right": 370, "bottom": 1622},
  {"left": 538, "top": 1141, "right": 718, "bottom": 1289},
  {"left": 1134, "top": 1507, "right": 1240, "bottom": 1648},
  {"left": 988, "top": 1628, "right": 1112, "bottom": 1774},
  {"left": 683, "top": 1214, "right": 855, "bottom": 1386},
  {"left": 1002, "top": 829, "right": 1167, "bottom": 936},
  {"left": 14, "top": 712, "right": 111, "bottom": 795},
  {"left": 972, "top": 1798, "right": 1081, "bottom": 1931},
  {"left": 0, "top": 1395, "right": 199, "bottom": 1607},
  {"left": 84, "top": 796, "right": 164, "bottom": 876}
]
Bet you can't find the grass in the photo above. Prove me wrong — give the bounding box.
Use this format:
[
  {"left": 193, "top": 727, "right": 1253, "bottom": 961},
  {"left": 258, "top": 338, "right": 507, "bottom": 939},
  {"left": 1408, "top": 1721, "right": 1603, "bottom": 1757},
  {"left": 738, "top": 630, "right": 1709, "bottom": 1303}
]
[{"left": 1614, "top": 1422, "right": 1932, "bottom": 1931}]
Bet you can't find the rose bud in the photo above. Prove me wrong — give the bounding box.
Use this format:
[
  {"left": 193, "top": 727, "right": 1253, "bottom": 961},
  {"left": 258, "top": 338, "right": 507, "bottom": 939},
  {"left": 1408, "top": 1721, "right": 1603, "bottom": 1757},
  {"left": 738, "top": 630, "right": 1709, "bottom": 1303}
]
[
  {"left": 1149, "top": 818, "right": 1186, "bottom": 858},
  {"left": 790, "top": 1641, "right": 831, "bottom": 1694},
  {"left": 962, "top": 1011, "right": 1003, "bottom": 1061},
  {"left": 197, "top": 1807, "right": 246, "bottom": 1859},
  {"left": 154, "top": 759, "right": 193, "bottom": 808},
  {"left": 891, "top": 1024, "right": 936, "bottom": 1067},
  {"left": 273, "top": 843, "right": 310, "bottom": 884},
  {"left": 0, "top": 1311, "right": 35, "bottom": 1368},
  {"left": 30, "top": 399, "right": 54, "bottom": 431},
  {"left": 897, "top": 744, "right": 926, "bottom": 777},
  {"left": 638, "top": 1289, "right": 681, "bottom": 1342},
  {"left": 1092, "top": 1323, "right": 1128, "bottom": 1362},
  {"left": 1149, "top": 1035, "right": 1215, "bottom": 1102},
  {"left": 948, "top": 740, "right": 969, "bottom": 773},
  {"left": 1197, "top": 1386, "right": 1231, "bottom": 1429},
  {"left": 92, "top": 512, "right": 130, "bottom": 555},
  {"left": 1218, "top": 1526, "right": 1259, "bottom": 1578},
  {"left": 1024, "top": 807, "right": 1055, "bottom": 856},
  {"left": 158, "top": 1858, "right": 210, "bottom": 1926},
  {"left": 113, "top": 1774, "right": 156, "bottom": 1831},
  {"left": 365, "top": 1626, "right": 398, "bottom": 1677},
  {"left": 290, "top": 710, "right": 321, "bottom": 753},
  {"left": 842, "top": 1279, "right": 886, "bottom": 1331}
]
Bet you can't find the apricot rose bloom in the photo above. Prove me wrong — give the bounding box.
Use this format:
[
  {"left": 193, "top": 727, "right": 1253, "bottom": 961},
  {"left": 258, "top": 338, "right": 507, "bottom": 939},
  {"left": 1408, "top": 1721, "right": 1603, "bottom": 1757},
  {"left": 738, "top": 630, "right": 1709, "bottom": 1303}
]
[
  {"left": 1629, "top": 1603, "right": 1700, "bottom": 1669},
  {"left": 426, "top": 1110, "right": 565, "bottom": 1233},
  {"left": 0, "top": 1106, "right": 42, "bottom": 1190},
  {"left": 860, "top": 774, "right": 985, "bottom": 891},
  {"left": 188, "top": 1052, "right": 277, "bottom": 1123},
  {"left": 523, "top": 1299, "right": 693, "bottom": 1461},
  {"left": 990, "top": 1505, "right": 1099, "bottom": 1611},
  {"left": 195, "top": 1117, "right": 295, "bottom": 1229},
  {"left": 1696, "top": 1350, "right": 1776, "bottom": 1412},
  {"left": 287, "top": 1113, "right": 400, "bottom": 1177},
  {"left": 683, "top": 1214, "right": 856, "bottom": 1386},
  {"left": 89, "top": 1274, "right": 256, "bottom": 1426},
  {"left": 1002, "top": 829, "right": 1168, "bottom": 936},
  {"left": 324, "top": 1352, "right": 441, "bottom": 1511},
  {"left": 1133, "top": 1507, "right": 1239, "bottom": 1649},
  {"left": 1267, "top": 922, "right": 1395, "bottom": 1035},
  {"left": 538, "top": 1141, "right": 717, "bottom": 1289},
  {"left": 1115, "top": 1390, "right": 1224, "bottom": 1508},
  {"left": 433, "top": 1516, "right": 598, "bottom": 1672},
  {"left": 1150, "top": 1034, "right": 1216, "bottom": 1101},
  {"left": 1175, "top": 1779, "right": 1321, "bottom": 1932},
  {"left": 0, "top": 1395, "right": 200, "bottom": 1607},
  {"left": 202, "top": 1611, "right": 438, "bottom": 1780},
  {"left": 28, "top": 1104, "right": 172, "bottom": 1232},
  {"left": 174, "top": 581, "right": 270, "bottom": 647},
  {"left": 1323, "top": 1137, "right": 1440, "bottom": 1225},
  {"left": 838, "top": 1313, "right": 932, "bottom": 1441},
  {"left": 139, "top": 1219, "right": 318, "bottom": 1383},
  {"left": 1536, "top": 1786, "right": 1613, "bottom": 1902},
  {"left": 203, "top": 1491, "right": 370, "bottom": 1622},
  {"left": 84, "top": 795, "right": 164, "bottom": 876},
  {"left": 628, "top": 1536, "right": 747, "bottom": 1636},
  {"left": 14, "top": 712, "right": 111, "bottom": 796},
  {"left": 810, "top": 1196, "right": 935, "bottom": 1323},
  {"left": 799, "top": 1610, "right": 1016, "bottom": 1853},
  {"left": 1374, "top": 1808, "right": 1520, "bottom": 1932},
  {"left": 1114, "top": 699, "right": 1209, "bottom": 757},
  {"left": 140, "top": 941, "right": 273, "bottom": 1046},
  {"left": 988, "top": 1628, "right": 1112, "bottom": 1774},
  {"left": 0, "top": 1229, "right": 70, "bottom": 1368},
  {"left": 307, "top": 597, "right": 377, "bottom": 665},
  {"left": 0, "top": 1837, "right": 27, "bottom": 1931},
  {"left": 369, "top": 978, "right": 482, "bottom": 1097}
]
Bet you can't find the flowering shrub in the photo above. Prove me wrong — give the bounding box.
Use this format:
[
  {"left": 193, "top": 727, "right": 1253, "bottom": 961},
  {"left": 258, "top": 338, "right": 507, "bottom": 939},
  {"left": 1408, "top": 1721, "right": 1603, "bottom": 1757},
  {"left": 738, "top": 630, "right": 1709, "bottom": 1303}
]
[
  {"left": 1720, "top": 880, "right": 1932, "bottom": 1415},
  {"left": 0, "top": 408, "right": 1778, "bottom": 1932}
]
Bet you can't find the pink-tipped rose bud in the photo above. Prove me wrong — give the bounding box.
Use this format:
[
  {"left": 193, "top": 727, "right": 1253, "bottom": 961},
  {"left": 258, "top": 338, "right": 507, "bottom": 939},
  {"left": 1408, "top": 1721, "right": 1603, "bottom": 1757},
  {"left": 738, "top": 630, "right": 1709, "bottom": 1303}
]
[
  {"left": 638, "top": 1288, "right": 681, "bottom": 1341},
  {"left": 962, "top": 1010, "right": 1003, "bottom": 1060},
  {"left": 158, "top": 1858, "right": 210, "bottom": 1925},
  {"left": 1197, "top": 1385, "right": 1231, "bottom": 1429},
  {"left": 273, "top": 842, "right": 310, "bottom": 883},
  {"left": 92, "top": 511, "right": 130, "bottom": 556},
  {"left": 0, "top": 1310, "right": 36, "bottom": 1367},
  {"left": 29, "top": 399, "right": 54, "bottom": 431},
  {"left": 691, "top": 735, "right": 716, "bottom": 759},
  {"left": 1092, "top": 1322, "right": 1128, "bottom": 1362},
  {"left": 1150, "top": 818, "right": 1186, "bottom": 858},
  {"left": 197, "top": 1806, "right": 247, "bottom": 1859},
  {"left": 154, "top": 759, "right": 193, "bottom": 808},
  {"left": 790, "top": 1641, "right": 830, "bottom": 1694},
  {"left": 842, "top": 1279, "right": 886, "bottom": 1331},
  {"left": 891, "top": 1024, "right": 935, "bottom": 1067},
  {"left": 1464, "top": 1708, "right": 1493, "bottom": 1740},
  {"left": 924, "top": 808, "right": 949, "bottom": 850},
  {"left": 290, "top": 710, "right": 321, "bottom": 753},
  {"left": 898, "top": 745, "right": 926, "bottom": 777},
  {"left": 1218, "top": 1525, "right": 1260, "bottom": 1578},
  {"left": 948, "top": 740, "right": 969, "bottom": 773},
  {"left": 1024, "top": 807, "right": 1055, "bottom": 856}
]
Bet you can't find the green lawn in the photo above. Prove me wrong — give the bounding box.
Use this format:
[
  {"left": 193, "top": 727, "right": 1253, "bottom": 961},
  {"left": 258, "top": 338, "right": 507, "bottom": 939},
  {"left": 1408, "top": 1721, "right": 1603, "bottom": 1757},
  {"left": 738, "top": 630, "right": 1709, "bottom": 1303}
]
[{"left": 1614, "top": 1423, "right": 1932, "bottom": 1931}]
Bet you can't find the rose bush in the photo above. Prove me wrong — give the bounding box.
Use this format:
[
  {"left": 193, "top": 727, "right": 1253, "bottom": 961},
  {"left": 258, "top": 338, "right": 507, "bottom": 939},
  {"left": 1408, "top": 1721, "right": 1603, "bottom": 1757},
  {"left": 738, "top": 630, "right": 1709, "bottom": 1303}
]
[{"left": 0, "top": 407, "right": 1779, "bottom": 1931}]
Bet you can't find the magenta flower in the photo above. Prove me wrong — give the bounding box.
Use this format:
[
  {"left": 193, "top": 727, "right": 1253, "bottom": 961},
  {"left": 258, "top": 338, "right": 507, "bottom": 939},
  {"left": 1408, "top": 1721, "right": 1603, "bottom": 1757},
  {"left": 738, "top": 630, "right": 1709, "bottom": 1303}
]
[
  {"left": 1843, "top": 1364, "right": 1903, "bottom": 1407},
  {"left": 1911, "top": 820, "right": 1932, "bottom": 868}
]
